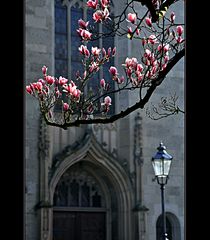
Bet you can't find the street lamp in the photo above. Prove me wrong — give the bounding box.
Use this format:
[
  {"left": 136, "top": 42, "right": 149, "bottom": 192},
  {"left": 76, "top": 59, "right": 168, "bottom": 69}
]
[{"left": 151, "top": 142, "right": 173, "bottom": 240}]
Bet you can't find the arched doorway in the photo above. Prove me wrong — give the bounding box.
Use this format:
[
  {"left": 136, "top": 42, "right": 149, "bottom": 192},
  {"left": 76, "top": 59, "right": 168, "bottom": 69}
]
[
  {"left": 53, "top": 162, "right": 110, "bottom": 240},
  {"left": 49, "top": 133, "right": 134, "bottom": 240},
  {"left": 156, "top": 212, "right": 181, "bottom": 240}
]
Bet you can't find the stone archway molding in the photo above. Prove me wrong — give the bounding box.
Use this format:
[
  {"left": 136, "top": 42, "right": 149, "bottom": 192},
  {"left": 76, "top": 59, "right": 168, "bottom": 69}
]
[{"left": 48, "top": 131, "right": 134, "bottom": 240}]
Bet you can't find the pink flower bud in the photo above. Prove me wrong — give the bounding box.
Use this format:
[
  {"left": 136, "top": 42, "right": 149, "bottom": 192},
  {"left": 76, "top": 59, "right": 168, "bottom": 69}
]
[
  {"left": 118, "top": 76, "right": 125, "bottom": 84},
  {"left": 102, "top": 48, "right": 106, "bottom": 57},
  {"left": 176, "top": 36, "right": 184, "bottom": 44},
  {"left": 145, "top": 17, "right": 152, "bottom": 27},
  {"left": 63, "top": 103, "right": 69, "bottom": 111},
  {"left": 104, "top": 96, "right": 112, "bottom": 106},
  {"left": 78, "top": 19, "right": 89, "bottom": 29},
  {"left": 112, "top": 47, "right": 116, "bottom": 56},
  {"left": 157, "top": 44, "right": 162, "bottom": 52},
  {"left": 164, "top": 55, "right": 169, "bottom": 63},
  {"left": 36, "top": 82, "right": 43, "bottom": 91},
  {"left": 176, "top": 25, "right": 183, "bottom": 36},
  {"left": 144, "top": 49, "right": 151, "bottom": 58},
  {"left": 107, "top": 47, "right": 112, "bottom": 57},
  {"left": 87, "top": 0, "right": 98, "bottom": 9},
  {"left": 137, "top": 64, "right": 143, "bottom": 72},
  {"left": 148, "top": 35, "right": 158, "bottom": 44},
  {"left": 127, "top": 13, "right": 137, "bottom": 24},
  {"left": 127, "top": 26, "right": 133, "bottom": 35},
  {"left": 38, "top": 79, "right": 45, "bottom": 85},
  {"left": 101, "top": 0, "right": 109, "bottom": 9},
  {"left": 42, "top": 65, "right": 47, "bottom": 75},
  {"left": 136, "top": 28, "right": 140, "bottom": 35},
  {"left": 109, "top": 66, "right": 118, "bottom": 77},
  {"left": 26, "top": 85, "right": 33, "bottom": 94},
  {"left": 55, "top": 90, "right": 61, "bottom": 98},
  {"left": 163, "top": 44, "right": 170, "bottom": 52},
  {"left": 100, "top": 79, "right": 106, "bottom": 88}
]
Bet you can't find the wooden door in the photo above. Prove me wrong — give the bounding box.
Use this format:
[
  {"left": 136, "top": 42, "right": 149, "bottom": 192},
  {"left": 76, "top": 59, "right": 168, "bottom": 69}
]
[{"left": 53, "top": 211, "right": 106, "bottom": 240}]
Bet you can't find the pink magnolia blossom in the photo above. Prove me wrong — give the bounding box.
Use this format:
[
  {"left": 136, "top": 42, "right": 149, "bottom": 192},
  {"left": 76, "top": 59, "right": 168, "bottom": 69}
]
[
  {"left": 78, "top": 19, "right": 89, "bottom": 29},
  {"left": 112, "top": 47, "right": 116, "bottom": 56},
  {"left": 91, "top": 47, "right": 101, "bottom": 56},
  {"left": 93, "top": 10, "right": 103, "bottom": 22},
  {"left": 137, "top": 63, "right": 143, "bottom": 72},
  {"left": 102, "top": 96, "right": 112, "bottom": 106},
  {"left": 77, "top": 29, "right": 92, "bottom": 41},
  {"left": 45, "top": 75, "right": 55, "bottom": 85},
  {"left": 125, "top": 57, "right": 138, "bottom": 69},
  {"left": 78, "top": 45, "right": 90, "bottom": 57},
  {"left": 59, "top": 77, "right": 68, "bottom": 86},
  {"left": 176, "top": 36, "right": 184, "bottom": 44},
  {"left": 164, "top": 55, "right": 169, "bottom": 63},
  {"left": 100, "top": 79, "right": 106, "bottom": 88},
  {"left": 38, "top": 79, "right": 45, "bottom": 85},
  {"left": 102, "top": 48, "right": 106, "bottom": 57},
  {"left": 145, "top": 17, "right": 152, "bottom": 27},
  {"left": 72, "top": 89, "right": 81, "bottom": 101},
  {"left": 176, "top": 25, "right": 183, "bottom": 36},
  {"left": 151, "top": 66, "right": 158, "bottom": 75},
  {"left": 163, "top": 44, "right": 170, "bottom": 52},
  {"left": 101, "top": 0, "right": 109, "bottom": 9},
  {"left": 127, "top": 13, "right": 137, "bottom": 24},
  {"left": 42, "top": 65, "right": 47, "bottom": 75},
  {"left": 55, "top": 90, "right": 61, "bottom": 98},
  {"left": 136, "top": 28, "right": 140, "bottom": 35},
  {"left": 101, "top": 96, "right": 111, "bottom": 112},
  {"left": 127, "top": 26, "right": 133, "bottom": 35},
  {"left": 144, "top": 49, "right": 152, "bottom": 58},
  {"left": 157, "top": 44, "right": 162, "bottom": 52},
  {"left": 109, "top": 66, "right": 118, "bottom": 77},
  {"left": 107, "top": 47, "right": 112, "bottom": 57},
  {"left": 93, "top": 9, "right": 110, "bottom": 22},
  {"left": 87, "top": 0, "right": 98, "bottom": 9},
  {"left": 26, "top": 85, "right": 33, "bottom": 94},
  {"left": 63, "top": 103, "right": 69, "bottom": 111},
  {"left": 118, "top": 76, "right": 125, "bottom": 84},
  {"left": 63, "top": 82, "right": 78, "bottom": 96},
  {"left": 148, "top": 35, "right": 158, "bottom": 44},
  {"left": 103, "top": 8, "right": 110, "bottom": 20},
  {"left": 89, "top": 62, "right": 99, "bottom": 73},
  {"left": 36, "top": 82, "right": 43, "bottom": 91},
  {"left": 161, "top": 63, "right": 167, "bottom": 71}
]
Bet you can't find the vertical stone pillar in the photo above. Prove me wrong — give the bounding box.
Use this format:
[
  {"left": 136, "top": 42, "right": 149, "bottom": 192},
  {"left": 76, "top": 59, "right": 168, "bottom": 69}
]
[
  {"left": 38, "top": 114, "right": 52, "bottom": 240},
  {"left": 133, "top": 112, "right": 149, "bottom": 240}
]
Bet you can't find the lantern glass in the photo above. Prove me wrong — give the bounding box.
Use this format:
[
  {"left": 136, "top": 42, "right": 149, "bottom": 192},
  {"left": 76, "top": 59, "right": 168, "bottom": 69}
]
[{"left": 152, "top": 158, "right": 172, "bottom": 177}]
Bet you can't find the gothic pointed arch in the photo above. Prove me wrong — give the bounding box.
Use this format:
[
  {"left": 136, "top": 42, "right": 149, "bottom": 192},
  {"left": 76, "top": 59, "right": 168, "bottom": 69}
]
[
  {"left": 49, "top": 130, "right": 134, "bottom": 240},
  {"left": 156, "top": 212, "right": 181, "bottom": 240}
]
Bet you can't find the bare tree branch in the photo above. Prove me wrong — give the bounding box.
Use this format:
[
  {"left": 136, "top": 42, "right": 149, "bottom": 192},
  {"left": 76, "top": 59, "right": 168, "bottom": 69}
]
[{"left": 146, "top": 92, "right": 185, "bottom": 120}]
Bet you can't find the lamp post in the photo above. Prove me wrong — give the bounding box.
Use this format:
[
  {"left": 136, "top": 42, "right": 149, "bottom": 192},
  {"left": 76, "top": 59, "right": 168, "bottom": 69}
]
[{"left": 151, "top": 142, "right": 173, "bottom": 240}]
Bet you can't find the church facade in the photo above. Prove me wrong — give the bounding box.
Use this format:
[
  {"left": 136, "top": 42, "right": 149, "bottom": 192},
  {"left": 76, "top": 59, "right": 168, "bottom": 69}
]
[{"left": 25, "top": 1, "right": 185, "bottom": 240}]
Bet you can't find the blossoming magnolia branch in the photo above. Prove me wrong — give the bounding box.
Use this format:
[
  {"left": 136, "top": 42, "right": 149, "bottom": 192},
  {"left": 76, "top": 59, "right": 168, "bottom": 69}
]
[{"left": 26, "top": 0, "right": 185, "bottom": 129}]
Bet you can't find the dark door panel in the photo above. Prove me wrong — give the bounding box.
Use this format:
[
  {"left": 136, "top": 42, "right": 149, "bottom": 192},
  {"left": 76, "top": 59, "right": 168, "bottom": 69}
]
[{"left": 53, "top": 211, "right": 106, "bottom": 240}]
